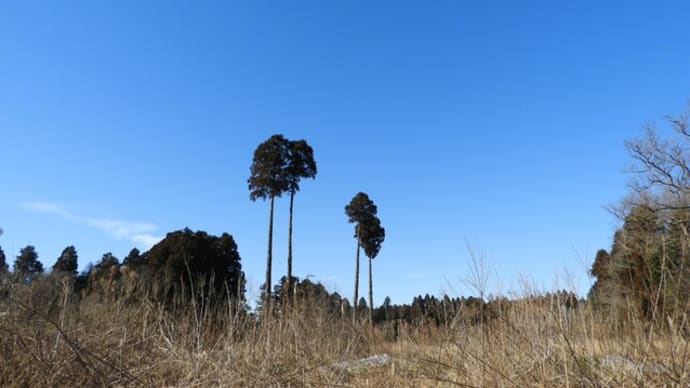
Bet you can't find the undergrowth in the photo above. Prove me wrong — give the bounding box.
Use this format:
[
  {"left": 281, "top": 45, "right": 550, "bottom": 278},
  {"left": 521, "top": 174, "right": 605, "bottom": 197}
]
[{"left": 1, "top": 278, "right": 688, "bottom": 387}]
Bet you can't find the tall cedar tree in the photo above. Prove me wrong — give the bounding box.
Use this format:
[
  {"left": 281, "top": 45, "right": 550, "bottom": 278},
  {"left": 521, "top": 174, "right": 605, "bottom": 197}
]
[
  {"left": 13, "top": 245, "right": 43, "bottom": 283},
  {"left": 345, "top": 192, "right": 380, "bottom": 323},
  {"left": 248, "top": 134, "right": 290, "bottom": 310},
  {"left": 285, "top": 139, "right": 317, "bottom": 303},
  {"left": 53, "top": 245, "right": 78, "bottom": 276},
  {"left": 360, "top": 214, "right": 385, "bottom": 323}
]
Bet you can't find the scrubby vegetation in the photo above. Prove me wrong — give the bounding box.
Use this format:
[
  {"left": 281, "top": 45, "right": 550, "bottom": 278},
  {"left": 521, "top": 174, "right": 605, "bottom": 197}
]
[{"left": 1, "top": 272, "right": 688, "bottom": 386}]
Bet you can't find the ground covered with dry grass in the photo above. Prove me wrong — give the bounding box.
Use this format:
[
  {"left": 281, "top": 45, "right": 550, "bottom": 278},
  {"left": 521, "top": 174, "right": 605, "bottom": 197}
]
[{"left": 1, "top": 281, "right": 689, "bottom": 387}]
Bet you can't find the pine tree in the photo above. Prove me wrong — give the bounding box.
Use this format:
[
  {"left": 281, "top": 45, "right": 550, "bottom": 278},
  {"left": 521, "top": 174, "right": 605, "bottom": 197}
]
[
  {"left": 13, "top": 245, "right": 43, "bottom": 283},
  {"left": 248, "top": 134, "right": 290, "bottom": 311},
  {"left": 53, "top": 245, "right": 78, "bottom": 276}
]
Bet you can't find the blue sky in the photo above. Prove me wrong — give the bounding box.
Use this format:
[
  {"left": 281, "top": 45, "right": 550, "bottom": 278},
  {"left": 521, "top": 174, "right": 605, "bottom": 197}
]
[{"left": 1, "top": 1, "right": 689, "bottom": 306}]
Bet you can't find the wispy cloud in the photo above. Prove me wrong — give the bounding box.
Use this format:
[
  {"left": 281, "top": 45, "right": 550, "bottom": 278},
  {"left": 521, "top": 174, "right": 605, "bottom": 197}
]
[
  {"left": 408, "top": 272, "right": 423, "bottom": 279},
  {"left": 22, "top": 201, "right": 162, "bottom": 249},
  {"left": 131, "top": 234, "right": 162, "bottom": 248}
]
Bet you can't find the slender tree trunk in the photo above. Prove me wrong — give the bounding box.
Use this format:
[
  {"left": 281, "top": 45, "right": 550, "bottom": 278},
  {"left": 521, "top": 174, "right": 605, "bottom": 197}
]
[
  {"left": 265, "top": 195, "right": 274, "bottom": 312},
  {"left": 369, "top": 256, "right": 373, "bottom": 324},
  {"left": 353, "top": 224, "right": 361, "bottom": 324},
  {"left": 287, "top": 189, "right": 295, "bottom": 307}
]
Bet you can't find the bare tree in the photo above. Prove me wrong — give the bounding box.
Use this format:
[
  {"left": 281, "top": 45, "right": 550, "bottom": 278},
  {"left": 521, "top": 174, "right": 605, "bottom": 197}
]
[{"left": 624, "top": 106, "right": 690, "bottom": 211}]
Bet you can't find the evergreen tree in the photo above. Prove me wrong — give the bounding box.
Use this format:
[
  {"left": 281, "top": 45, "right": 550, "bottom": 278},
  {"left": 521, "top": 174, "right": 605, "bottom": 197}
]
[
  {"left": 89, "top": 252, "right": 120, "bottom": 297},
  {"left": 146, "top": 228, "right": 245, "bottom": 305},
  {"left": 52, "top": 245, "right": 78, "bottom": 276},
  {"left": 345, "top": 192, "right": 383, "bottom": 323},
  {"left": 13, "top": 245, "right": 43, "bottom": 283},
  {"left": 284, "top": 139, "right": 317, "bottom": 304},
  {"left": 0, "top": 245, "right": 7, "bottom": 274},
  {"left": 123, "top": 248, "right": 144, "bottom": 268},
  {"left": 248, "top": 134, "right": 290, "bottom": 310}
]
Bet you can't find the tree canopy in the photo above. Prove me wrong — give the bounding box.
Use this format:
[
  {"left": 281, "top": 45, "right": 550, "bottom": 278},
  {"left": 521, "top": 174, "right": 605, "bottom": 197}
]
[
  {"left": 285, "top": 139, "right": 317, "bottom": 194},
  {"left": 360, "top": 215, "right": 385, "bottom": 260},
  {"left": 53, "top": 245, "right": 78, "bottom": 276},
  {"left": 145, "top": 228, "right": 245, "bottom": 302},
  {"left": 13, "top": 245, "right": 43, "bottom": 283},
  {"left": 248, "top": 134, "right": 291, "bottom": 201},
  {"left": 345, "top": 192, "right": 378, "bottom": 227}
]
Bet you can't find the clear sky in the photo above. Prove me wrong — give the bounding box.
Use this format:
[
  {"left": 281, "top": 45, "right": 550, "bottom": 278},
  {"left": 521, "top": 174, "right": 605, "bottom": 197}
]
[{"left": 1, "top": 1, "right": 689, "bottom": 307}]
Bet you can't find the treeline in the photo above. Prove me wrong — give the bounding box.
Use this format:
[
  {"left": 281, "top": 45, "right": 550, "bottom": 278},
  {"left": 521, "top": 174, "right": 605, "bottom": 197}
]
[
  {"left": 0, "top": 228, "right": 245, "bottom": 311},
  {"left": 269, "top": 275, "right": 578, "bottom": 331},
  {"left": 1, "top": 233, "right": 579, "bottom": 332}
]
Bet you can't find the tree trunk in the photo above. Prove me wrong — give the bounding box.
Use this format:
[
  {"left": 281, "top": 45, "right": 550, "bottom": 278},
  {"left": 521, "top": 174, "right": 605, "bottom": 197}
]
[
  {"left": 353, "top": 224, "right": 361, "bottom": 324},
  {"left": 265, "top": 195, "right": 275, "bottom": 312},
  {"left": 369, "top": 256, "right": 373, "bottom": 324},
  {"left": 287, "top": 189, "right": 295, "bottom": 307}
]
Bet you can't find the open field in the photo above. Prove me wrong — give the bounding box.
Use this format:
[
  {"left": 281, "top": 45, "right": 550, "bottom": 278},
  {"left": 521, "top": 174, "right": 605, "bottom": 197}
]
[{"left": 2, "top": 280, "right": 688, "bottom": 387}]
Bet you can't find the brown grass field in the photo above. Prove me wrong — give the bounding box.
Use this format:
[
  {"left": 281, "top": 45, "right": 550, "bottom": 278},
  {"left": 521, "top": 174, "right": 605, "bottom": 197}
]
[{"left": 1, "top": 278, "right": 689, "bottom": 387}]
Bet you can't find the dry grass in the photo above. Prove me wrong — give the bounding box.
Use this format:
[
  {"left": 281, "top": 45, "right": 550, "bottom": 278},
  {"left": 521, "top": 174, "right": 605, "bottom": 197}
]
[{"left": 1, "top": 280, "right": 689, "bottom": 387}]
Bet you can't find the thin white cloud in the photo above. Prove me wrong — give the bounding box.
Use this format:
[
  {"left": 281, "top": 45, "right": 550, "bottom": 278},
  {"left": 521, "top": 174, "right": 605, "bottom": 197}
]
[
  {"left": 85, "top": 218, "right": 156, "bottom": 240},
  {"left": 23, "top": 201, "right": 72, "bottom": 218},
  {"left": 130, "top": 234, "right": 162, "bottom": 248},
  {"left": 408, "top": 272, "right": 423, "bottom": 279},
  {"left": 21, "top": 201, "right": 162, "bottom": 249}
]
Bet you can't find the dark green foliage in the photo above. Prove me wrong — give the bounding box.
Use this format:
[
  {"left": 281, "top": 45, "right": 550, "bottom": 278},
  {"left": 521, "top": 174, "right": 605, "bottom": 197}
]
[
  {"left": 587, "top": 249, "right": 611, "bottom": 303},
  {"left": 345, "top": 192, "right": 378, "bottom": 227},
  {"left": 74, "top": 264, "right": 92, "bottom": 295},
  {"left": 589, "top": 204, "right": 690, "bottom": 321},
  {"left": 0, "top": 246, "right": 7, "bottom": 274},
  {"left": 123, "top": 248, "right": 144, "bottom": 268},
  {"left": 346, "top": 192, "right": 385, "bottom": 258},
  {"left": 53, "top": 245, "right": 78, "bottom": 276},
  {"left": 285, "top": 139, "right": 317, "bottom": 194},
  {"left": 272, "top": 275, "right": 300, "bottom": 306},
  {"left": 589, "top": 249, "right": 611, "bottom": 281},
  {"left": 145, "top": 228, "right": 245, "bottom": 304},
  {"left": 88, "top": 252, "right": 121, "bottom": 296},
  {"left": 360, "top": 216, "right": 385, "bottom": 260},
  {"left": 248, "top": 134, "right": 291, "bottom": 201},
  {"left": 13, "top": 245, "right": 43, "bottom": 283},
  {"left": 270, "top": 275, "right": 348, "bottom": 317}
]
